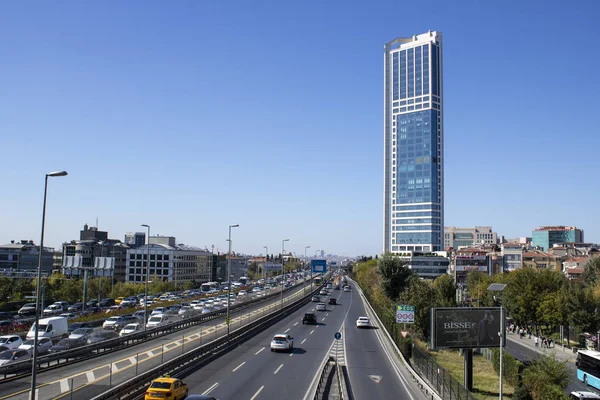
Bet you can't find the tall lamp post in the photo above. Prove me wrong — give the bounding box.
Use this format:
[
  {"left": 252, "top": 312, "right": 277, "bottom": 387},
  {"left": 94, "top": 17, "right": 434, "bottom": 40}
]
[
  {"left": 31, "top": 170, "right": 67, "bottom": 400},
  {"left": 141, "top": 224, "right": 150, "bottom": 335},
  {"left": 281, "top": 239, "right": 289, "bottom": 308},
  {"left": 263, "top": 246, "right": 268, "bottom": 281},
  {"left": 304, "top": 245, "right": 310, "bottom": 292},
  {"left": 488, "top": 283, "right": 507, "bottom": 400},
  {"left": 227, "top": 224, "right": 239, "bottom": 337}
]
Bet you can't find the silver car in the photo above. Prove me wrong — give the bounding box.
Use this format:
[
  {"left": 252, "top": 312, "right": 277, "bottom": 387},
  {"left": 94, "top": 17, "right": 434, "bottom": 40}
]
[
  {"left": 178, "top": 306, "right": 198, "bottom": 319},
  {"left": 69, "top": 328, "right": 95, "bottom": 340},
  {"left": 0, "top": 349, "right": 31, "bottom": 366},
  {"left": 270, "top": 334, "right": 294, "bottom": 352},
  {"left": 19, "top": 337, "right": 52, "bottom": 355}
]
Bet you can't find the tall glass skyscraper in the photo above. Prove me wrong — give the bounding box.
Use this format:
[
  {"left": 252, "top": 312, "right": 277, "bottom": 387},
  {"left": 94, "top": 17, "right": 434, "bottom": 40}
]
[{"left": 384, "top": 31, "right": 444, "bottom": 253}]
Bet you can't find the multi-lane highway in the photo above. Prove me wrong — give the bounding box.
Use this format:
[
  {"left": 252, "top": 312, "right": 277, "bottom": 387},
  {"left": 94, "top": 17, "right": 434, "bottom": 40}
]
[
  {"left": 180, "top": 283, "right": 429, "bottom": 400},
  {"left": 0, "top": 283, "right": 314, "bottom": 400}
]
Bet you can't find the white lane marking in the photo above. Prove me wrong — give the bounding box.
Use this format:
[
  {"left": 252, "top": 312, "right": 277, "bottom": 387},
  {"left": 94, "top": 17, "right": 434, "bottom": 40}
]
[
  {"left": 284, "top": 328, "right": 290, "bottom": 333},
  {"left": 321, "top": 318, "right": 326, "bottom": 321},
  {"left": 326, "top": 313, "right": 329, "bottom": 317},
  {"left": 274, "top": 364, "right": 284, "bottom": 374},
  {"left": 203, "top": 382, "right": 219, "bottom": 395},
  {"left": 232, "top": 361, "right": 246, "bottom": 372},
  {"left": 301, "top": 338, "right": 307, "bottom": 344},
  {"left": 146, "top": 350, "right": 154, "bottom": 357},
  {"left": 86, "top": 370, "right": 95, "bottom": 382},
  {"left": 290, "top": 352, "right": 294, "bottom": 357},
  {"left": 293, "top": 322, "right": 298, "bottom": 326},
  {"left": 311, "top": 308, "right": 315, "bottom": 311},
  {"left": 111, "top": 362, "right": 119, "bottom": 372},
  {"left": 255, "top": 347, "right": 265, "bottom": 355},
  {"left": 128, "top": 356, "right": 136, "bottom": 364},
  {"left": 310, "top": 330, "right": 315, "bottom": 335},
  {"left": 60, "top": 379, "right": 70, "bottom": 393},
  {"left": 250, "top": 385, "right": 265, "bottom": 400}
]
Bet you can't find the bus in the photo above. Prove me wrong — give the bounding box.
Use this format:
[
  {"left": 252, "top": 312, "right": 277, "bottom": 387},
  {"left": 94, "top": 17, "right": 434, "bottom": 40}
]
[
  {"left": 201, "top": 282, "right": 220, "bottom": 293},
  {"left": 576, "top": 349, "right": 600, "bottom": 389},
  {"left": 314, "top": 276, "right": 323, "bottom": 285},
  {"left": 239, "top": 276, "right": 250, "bottom": 285}
]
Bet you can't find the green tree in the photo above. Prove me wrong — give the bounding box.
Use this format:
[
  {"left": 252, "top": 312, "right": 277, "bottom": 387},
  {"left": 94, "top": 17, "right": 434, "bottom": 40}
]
[
  {"left": 465, "top": 271, "right": 492, "bottom": 306},
  {"left": 399, "top": 276, "right": 434, "bottom": 339},
  {"left": 583, "top": 256, "right": 600, "bottom": 285},
  {"left": 566, "top": 284, "right": 599, "bottom": 334},
  {"left": 378, "top": 253, "right": 413, "bottom": 300},
  {"left": 432, "top": 274, "right": 457, "bottom": 307},
  {"left": 521, "top": 354, "right": 570, "bottom": 400}
]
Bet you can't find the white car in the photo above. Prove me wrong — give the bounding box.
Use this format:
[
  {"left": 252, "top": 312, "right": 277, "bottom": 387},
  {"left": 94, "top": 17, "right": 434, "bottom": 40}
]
[
  {"left": 151, "top": 307, "right": 167, "bottom": 315},
  {"left": 59, "top": 313, "right": 78, "bottom": 320},
  {"left": 356, "top": 317, "right": 371, "bottom": 328},
  {"left": 343, "top": 286, "right": 351, "bottom": 292},
  {"left": 238, "top": 290, "right": 248, "bottom": 296},
  {"left": 270, "top": 334, "right": 294, "bottom": 352},
  {"left": 69, "top": 328, "right": 95, "bottom": 340},
  {"left": 146, "top": 315, "right": 169, "bottom": 329},
  {"left": 316, "top": 303, "right": 327, "bottom": 311},
  {"left": 119, "top": 323, "right": 143, "bottom": 336},
  {"left": 0, "top": 335, "right": 23, "bottom": 349},
  {"left": 19, "top": 337, "right": 52, "bottom": 355}
]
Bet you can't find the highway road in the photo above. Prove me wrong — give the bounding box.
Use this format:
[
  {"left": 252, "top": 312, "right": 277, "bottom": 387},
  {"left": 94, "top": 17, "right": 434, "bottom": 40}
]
[
  {"left": 0, "top": 283, "right": 314, "bottom": 400},
  {"left": 505, "top": 335, "right": 592, "bottom": 395},
  {"left": 181, "top": 284, "right": 429, "bottom": 400}
]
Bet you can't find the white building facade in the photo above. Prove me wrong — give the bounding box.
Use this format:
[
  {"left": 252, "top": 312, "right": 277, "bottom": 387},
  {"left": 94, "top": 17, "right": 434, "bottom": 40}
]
[{"left": 126, "top": 244, "right": 212, "bottom": 286}]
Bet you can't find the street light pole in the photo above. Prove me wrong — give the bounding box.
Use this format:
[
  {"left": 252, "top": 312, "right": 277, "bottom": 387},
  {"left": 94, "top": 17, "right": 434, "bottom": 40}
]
[
  {"left": 141, "top": 224, "right": 150, "bottom": 335},
  {"left": 227, "top": 224, "right": 239, "bottom": 338},
  {"left": 281, "top": 239, "right": 289, "bottom": 308},
  {"left": 488, "top": 283, "right": 507, "bottom": 400},
  {"left": 31, "top": 170, "right": 67, "bottom": 400},
  {"left": 304, "top": 245, "right": 310, "bottom": 292},
  {"left": 263, "top": 246, "right": 268, "bottom": 281}
]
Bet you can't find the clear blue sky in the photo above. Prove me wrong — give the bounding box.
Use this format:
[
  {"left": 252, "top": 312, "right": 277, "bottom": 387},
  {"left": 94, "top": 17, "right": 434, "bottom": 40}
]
[{"left": 1, "top": 0, "right": 598, "bottom": 257}]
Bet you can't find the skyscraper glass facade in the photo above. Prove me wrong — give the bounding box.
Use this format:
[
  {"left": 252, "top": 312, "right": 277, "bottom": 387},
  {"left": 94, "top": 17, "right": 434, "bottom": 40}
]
[{"left": 384, "top": 32, "right": 443, "bottom": 253}]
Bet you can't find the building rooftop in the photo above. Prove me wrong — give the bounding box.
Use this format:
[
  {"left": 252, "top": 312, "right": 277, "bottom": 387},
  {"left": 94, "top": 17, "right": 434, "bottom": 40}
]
[{"left": 534, "top": 226, "right": 580, "bottom": 232}]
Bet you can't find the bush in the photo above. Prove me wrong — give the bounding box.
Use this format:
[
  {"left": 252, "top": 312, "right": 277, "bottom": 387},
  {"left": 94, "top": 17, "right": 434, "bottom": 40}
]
[
  {"left": 512, "top": 383, "right": 533, "bottom": 400},
  {"left": 491, "top": 348, "right": 520, "bottom": 387},
  {"left": 398, "top": 336, "right": 412, "bottom": 359}
]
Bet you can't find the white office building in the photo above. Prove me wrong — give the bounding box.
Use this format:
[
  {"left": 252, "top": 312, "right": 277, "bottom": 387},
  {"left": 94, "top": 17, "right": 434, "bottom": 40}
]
[{"left": 384, "top": 31, "right": 444, "bottom": 253}]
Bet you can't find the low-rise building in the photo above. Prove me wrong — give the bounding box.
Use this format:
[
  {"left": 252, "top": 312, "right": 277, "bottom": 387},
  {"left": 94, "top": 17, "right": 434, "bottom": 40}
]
[
  {"left": 522, "top": 250, "right": 561, "bottom": 270},
  {"left": 501, "top": 243, "right": 523, "bottom": 272},
  {"left": 398, "top": 251, "right": 450, "bottom": 279},
  {"left": 531, "top": 226, "right": 584, "bottom": 251},
  {"left": 0, "top": 240, "right": 54, "bottom": 272},
  {"left": 126, "top": 243, "right": 212, "bottom": 287},
  {"left": 452, "top": 248, "right": 488, "bottom": 284},
  {"left": 444, "top": 226, "right": 497, "bottom": 250}
]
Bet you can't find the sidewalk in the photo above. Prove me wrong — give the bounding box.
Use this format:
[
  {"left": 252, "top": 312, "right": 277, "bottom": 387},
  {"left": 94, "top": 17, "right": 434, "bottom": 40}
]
[{"left": 506, "top": 331, "right": 575, "bottom": 362}]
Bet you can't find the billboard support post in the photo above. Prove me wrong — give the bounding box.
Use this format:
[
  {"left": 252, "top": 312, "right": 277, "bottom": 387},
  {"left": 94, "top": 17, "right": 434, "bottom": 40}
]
[{"left": 464, "top": 349, "right": 473, "bottom": 391}]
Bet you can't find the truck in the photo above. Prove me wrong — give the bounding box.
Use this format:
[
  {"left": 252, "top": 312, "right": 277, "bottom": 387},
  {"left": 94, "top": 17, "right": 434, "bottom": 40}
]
[{"left": 26, "top": 317, "right": 69, "bottom": 341}]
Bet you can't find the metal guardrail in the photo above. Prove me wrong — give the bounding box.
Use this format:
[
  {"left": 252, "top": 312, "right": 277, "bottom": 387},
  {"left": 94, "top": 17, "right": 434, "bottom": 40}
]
[
  {"left": 89, "top": 283, "right": 322, "bottom": 400},
  {"left": 314, "top": 357, "right": 337, "bottom": 400},
  {"left": 0, "top": 282, "right": 307, "bottom": 381}
]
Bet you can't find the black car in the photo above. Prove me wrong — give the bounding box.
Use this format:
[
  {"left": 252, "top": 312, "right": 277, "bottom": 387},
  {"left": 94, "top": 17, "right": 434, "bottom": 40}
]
[
  {"left": 48, "top": 338, "right": 87, "bottom": 353},
  {"left": 68, "top": 303, "right": 83, "bottom": 312},
  {"left": 328, "top": 298, "right": 337, "bottom": 305},
  {"left": 302, "top": 313, "right": 317, "bottom": 325},
  {"left": 99, "top": 298, "right": 116, "bottom": 308}
]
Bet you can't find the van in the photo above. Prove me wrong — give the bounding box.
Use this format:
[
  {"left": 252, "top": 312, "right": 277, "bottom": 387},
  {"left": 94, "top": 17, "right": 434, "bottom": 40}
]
[
  {"left": 26, "top": 317, "right": 69, "bottom": 341},
  {"left": 570, "top": 392, "right": 600, "bottom": 400}
]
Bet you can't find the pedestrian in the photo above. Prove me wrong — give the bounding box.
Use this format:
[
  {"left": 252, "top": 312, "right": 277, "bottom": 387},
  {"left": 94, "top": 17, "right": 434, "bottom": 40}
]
[{"left": 535, "top": 337, "right": 539, "bottom": 347}]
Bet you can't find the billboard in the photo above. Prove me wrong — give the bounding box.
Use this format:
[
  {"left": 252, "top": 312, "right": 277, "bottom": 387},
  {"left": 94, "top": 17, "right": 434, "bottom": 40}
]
[
  {"left": 430, "top": 307, "right": 505, "bottom": 350},
  {"left": 311, "top": 259, "right": 327, "bottom": 273},
  {"left": 396, "top": 305, "right": 415, "bottom": 324},
  {"left": 263, "top": 262, "right": 283, "bottom": 272}
]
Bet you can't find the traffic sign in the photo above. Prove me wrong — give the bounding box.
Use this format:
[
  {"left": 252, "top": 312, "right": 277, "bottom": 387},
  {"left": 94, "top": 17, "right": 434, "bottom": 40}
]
[
  {"left": 311, "top": 259, "right": 327, "bottom": 273},
  {"left": 401, "top": 331, "right": 409, "bottom": 338},
  {"left": 396, "top": 304, "right": 415, "bottom": 324},
  {"left": 334, "top": 332, "right": 341, "bottom": 340},
  {"left": 226, "top": 316, "right": 230, "bottom": 325}
]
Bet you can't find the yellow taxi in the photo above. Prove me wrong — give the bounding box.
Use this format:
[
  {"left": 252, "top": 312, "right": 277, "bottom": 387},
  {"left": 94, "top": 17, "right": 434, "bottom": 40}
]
[
  {"left": 115, "top": 297, "right": 125, "bottom": 305},
  {"left": 144, "top": 375, "right": 188, "bottom": 400}
]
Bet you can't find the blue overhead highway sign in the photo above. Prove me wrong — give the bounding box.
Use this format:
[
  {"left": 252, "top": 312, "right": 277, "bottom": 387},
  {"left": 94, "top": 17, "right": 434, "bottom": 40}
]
[{"left": 311, "top": 259, "right": 327, "bottom": 273}]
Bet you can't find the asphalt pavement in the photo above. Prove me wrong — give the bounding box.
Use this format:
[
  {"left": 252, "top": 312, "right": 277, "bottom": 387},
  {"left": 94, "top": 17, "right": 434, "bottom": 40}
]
[
  {"left": 182, "top": 288, "right": 349, "bottom": 400},
  {"left": 0, "top": 285, "right": 312, "bottom": 400}
]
